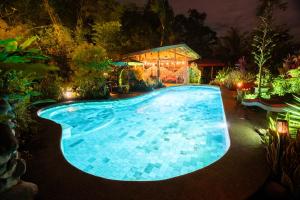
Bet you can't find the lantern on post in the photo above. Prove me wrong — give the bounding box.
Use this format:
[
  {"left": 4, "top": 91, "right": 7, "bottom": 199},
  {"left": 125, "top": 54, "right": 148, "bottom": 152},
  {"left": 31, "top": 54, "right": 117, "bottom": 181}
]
[
  {"left": 63, "top": 87, "right": 76, "bottom": 99},
  {"left": 276, "top": 120, "right": 289, "bottom": 136},
  {"left": 237, "top": 82, "right": 243, "bottom": 89}
]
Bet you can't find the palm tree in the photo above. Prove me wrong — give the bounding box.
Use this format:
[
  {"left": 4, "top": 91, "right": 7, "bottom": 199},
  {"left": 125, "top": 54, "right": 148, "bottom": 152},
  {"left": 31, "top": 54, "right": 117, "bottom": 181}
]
[
  {"left": 150, "top": 0, "right": 169, "bottom": 47},
  {"left": 216, "top": 27, "right": 250, "bottom": 65},
  {"left": 256, "top": 0, "right": 287, "bottom": 18}
]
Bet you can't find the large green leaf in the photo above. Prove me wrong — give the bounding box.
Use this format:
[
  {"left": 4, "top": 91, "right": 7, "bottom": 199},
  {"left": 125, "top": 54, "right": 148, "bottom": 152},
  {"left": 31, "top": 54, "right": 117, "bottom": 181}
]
[
  {"left": 24, "top": 48, "right": 43, "bottom": 54},
  {"left": 4, "top": 41, "right": 18, "bottom": 52},
  {"left": 0, "top": 63, "right": 59, "bottom": 74},
  {"left": 4, "top": 56, "right": 31, "bottom": 63},
  {"left": 19, "top": 36, "right": 38, "bottom": 50},
  {"left": 27, "top": 91, "right": 42, "bottom": 97},
  {"left": 23, "top": 55, "right": 49, "bottom": 61},
  {"left": 0, "top": 52, "right": 8, "bottom": 62},
  {"left": 0, "top": 38, "right": 16, "bottom": 46}
]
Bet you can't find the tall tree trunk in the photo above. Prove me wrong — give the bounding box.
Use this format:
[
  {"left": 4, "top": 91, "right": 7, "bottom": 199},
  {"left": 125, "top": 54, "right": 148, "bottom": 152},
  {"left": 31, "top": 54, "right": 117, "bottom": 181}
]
[
  {"left": 160, "top": 25, "right": 165, "bottom": 46},
  {"left": 258, "top": 64, "right": 263, "bottom": 98}
]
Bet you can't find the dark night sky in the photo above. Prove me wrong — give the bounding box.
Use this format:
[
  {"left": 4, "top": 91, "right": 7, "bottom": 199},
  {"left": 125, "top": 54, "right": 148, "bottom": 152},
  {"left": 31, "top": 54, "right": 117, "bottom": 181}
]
[{"left": 119, "top": 0, "right": 300, "bottom": 41}]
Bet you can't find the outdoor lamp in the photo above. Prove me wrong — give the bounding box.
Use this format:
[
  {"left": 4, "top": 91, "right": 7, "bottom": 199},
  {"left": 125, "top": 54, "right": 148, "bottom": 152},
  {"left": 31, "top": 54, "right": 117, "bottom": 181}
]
[
  {"left": 276, "top": 120, "right": 289, "bottom": 136},
  {"left": 237, "top": 82, "right": 243, "bottom": 89},
  {"left": 63, "top": 88, "right": 75, "bottom": 99}
]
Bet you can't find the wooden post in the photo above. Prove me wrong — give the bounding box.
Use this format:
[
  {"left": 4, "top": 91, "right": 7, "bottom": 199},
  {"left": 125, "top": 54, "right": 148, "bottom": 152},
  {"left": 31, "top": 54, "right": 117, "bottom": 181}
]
[
  {"left": 157, "top": 51, "right": 160, "bottom": 82},
  {"left": 210, "top": 66, "right": 214, "bottom": 80},
  {"left": 185, "top": 58, "right": 189, "bottom": 84},
  {"left": 174, "top": 49, "right": 177, "bottom": 83}
]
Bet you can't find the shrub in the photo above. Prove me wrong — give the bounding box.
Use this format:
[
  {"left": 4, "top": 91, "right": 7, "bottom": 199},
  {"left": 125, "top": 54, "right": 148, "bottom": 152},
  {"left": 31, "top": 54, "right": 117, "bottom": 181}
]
[
  {"left": 128, "top": 68, "right": 153, "bottom": 92},
  {"left": 71, "top": 42, "right": 112, "bottom": 99},
  {"left": 224, "top": 69, "right": 255, "bottom": 90},
  {"left": 75, "top": 76, "right": 110, "bottom": 99},
  {"left": 272, "top": 69, "right": 300, "bottom": 96},
  {"left": 255, "top": 68, "right": 272, "bottom": 88},
  {"left": 288, "top": 69, "right": 300, "bottom": 78},
  {"left": 34, "top": 74, "right": 63, "bottom": 101},
  {"left": 213, "top": 68, "right": 230, "bottom": 85},
  {"left": 146, "top": 78, "right": 164, "bottom": 89},
  {"left": 211, "top": 68, "right": 255, "bottom": 89},
  {"left": 189, "top": 64, "right": 201, "bottom": 84},
  {"left": 272, "top": 75, "right": 290, "bottom": 96},
  {"left": 71, "top": 42, "right": 111, "bottom": 71}
]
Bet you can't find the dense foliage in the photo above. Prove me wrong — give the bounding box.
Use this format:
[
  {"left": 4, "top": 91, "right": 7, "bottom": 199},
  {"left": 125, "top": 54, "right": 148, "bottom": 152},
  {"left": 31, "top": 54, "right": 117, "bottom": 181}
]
[
  {"left": 211, "top": 68, "right": 255, "bottom": 90},
  {"left": 262, "top": 127, "right": 300, "bottom": 198},
  {"left": 189, "top": 64, "right": 201, "bottom": 84},
  {"left": 0, "top": 37, "right": 56, "bottom": 149}
]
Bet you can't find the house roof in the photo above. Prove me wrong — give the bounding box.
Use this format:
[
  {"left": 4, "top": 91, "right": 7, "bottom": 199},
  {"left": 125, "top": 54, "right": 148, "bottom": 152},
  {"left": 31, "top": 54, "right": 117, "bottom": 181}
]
[{"left": 124, "top": 43, "right": 200, "bottom": 61}]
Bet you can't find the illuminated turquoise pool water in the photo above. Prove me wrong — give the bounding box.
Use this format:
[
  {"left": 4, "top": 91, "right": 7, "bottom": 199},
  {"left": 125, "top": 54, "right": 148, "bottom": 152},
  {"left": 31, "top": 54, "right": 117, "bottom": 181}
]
[{"left": 38, "top": 86, "right": 230, "bottom": 181}]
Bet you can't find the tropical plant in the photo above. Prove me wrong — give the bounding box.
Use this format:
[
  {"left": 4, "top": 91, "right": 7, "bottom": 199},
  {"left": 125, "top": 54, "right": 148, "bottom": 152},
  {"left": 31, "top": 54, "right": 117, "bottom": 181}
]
[
  {"left": 288, "top": 68, "right": 300, "bottom": 78},
  {"left": 75, "top": 76, "right": 110, "bottom": 99},
  {"left": 0, "top": 37, "right": 53, "bottom": 72},
  {"left": 263, "top": 128, "right": 300, "bottom": 198},
  {"left": 189, "top": 64, "right": 201, "bottom": 84},
  {"left": 284, "top": 96, "right": 300, "bottom": 137},
  {"left": 252, "top": 16, "right": 277, "bottom": 98},
  {"left": 272, "top": 68, "right": 300, "bottom": 96},
  {"left": 272, "top": 75, "right": 290, "bottom": 96},
  {"left": 0, "top": 37, "right": 56, "bottom": 134},
  {"left": 34, "top": 73, "right": 63, "bottom": 100},
  {"left": 210, "top": 68, "right": 230, "bottom": 86},
  {"left": 118, "top": 67, "right": 130, "bottom": 94},
  {"left": 71, "top": 42, "right": 112, "bottom": 99}
]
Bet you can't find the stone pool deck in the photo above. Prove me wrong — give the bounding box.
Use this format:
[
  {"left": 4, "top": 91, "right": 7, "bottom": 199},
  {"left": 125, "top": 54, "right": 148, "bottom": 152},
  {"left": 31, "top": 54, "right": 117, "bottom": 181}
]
[{"left": 24, "top": 87, "right": 270, "bottom": 200}]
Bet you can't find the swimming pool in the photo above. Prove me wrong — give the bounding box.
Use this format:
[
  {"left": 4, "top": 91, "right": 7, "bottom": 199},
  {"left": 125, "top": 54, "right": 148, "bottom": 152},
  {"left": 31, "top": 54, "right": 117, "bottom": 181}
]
[{"left": 38, "top": 86, "right": 230, "bottom": 181}]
